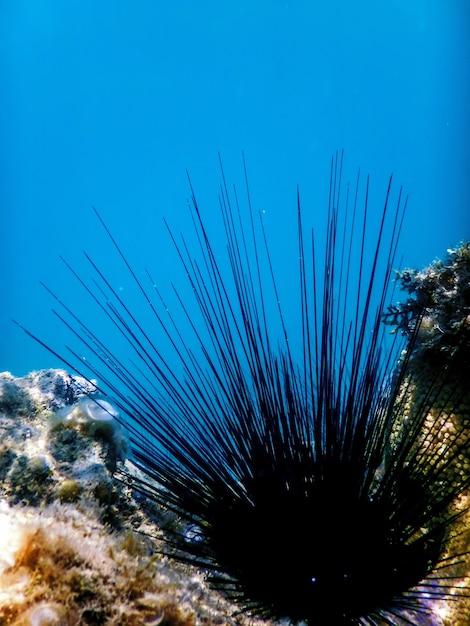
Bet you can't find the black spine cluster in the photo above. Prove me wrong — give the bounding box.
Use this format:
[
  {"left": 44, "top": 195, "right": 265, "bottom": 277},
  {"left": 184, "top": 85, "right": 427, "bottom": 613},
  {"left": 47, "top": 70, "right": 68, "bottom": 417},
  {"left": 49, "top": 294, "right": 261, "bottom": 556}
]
[{"left": 18, "top": 153, "right": 470, "bottom": 624}]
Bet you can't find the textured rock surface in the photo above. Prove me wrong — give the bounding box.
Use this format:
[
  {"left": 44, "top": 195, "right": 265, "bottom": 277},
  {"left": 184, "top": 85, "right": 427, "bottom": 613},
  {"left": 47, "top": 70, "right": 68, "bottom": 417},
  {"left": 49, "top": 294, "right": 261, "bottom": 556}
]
[{"left": 0, "top": 370, "right": 268, "bottom": 626}]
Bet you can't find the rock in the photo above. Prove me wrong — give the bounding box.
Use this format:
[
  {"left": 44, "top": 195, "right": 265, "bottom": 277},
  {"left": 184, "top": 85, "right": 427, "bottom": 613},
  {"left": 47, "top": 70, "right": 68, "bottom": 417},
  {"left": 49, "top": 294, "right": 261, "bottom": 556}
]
[{"left": 0, "top": 370, "right": 264, "bottom": 626}]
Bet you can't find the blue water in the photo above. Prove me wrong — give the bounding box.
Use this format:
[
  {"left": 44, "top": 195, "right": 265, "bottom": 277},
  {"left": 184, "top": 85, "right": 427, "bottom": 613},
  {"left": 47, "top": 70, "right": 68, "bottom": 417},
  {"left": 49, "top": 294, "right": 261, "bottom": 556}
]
[{"left": 1, "top": 0, "right": 469, "bottom": 376}]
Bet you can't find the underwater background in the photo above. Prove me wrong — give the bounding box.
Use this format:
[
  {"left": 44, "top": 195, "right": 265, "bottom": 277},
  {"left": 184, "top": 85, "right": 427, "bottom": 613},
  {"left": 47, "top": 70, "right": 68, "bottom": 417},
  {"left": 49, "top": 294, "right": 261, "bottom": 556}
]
[{"left": 1, "top": 0, "right": 469, "bottom": 376}]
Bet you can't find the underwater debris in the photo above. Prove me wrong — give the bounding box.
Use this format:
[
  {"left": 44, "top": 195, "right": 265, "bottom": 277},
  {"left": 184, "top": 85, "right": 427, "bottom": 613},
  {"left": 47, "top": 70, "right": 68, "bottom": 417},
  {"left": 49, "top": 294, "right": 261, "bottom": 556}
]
[
  {"left": 21, "top": 602, "right": 69, "bottom": 626},
  {"left": 54, "top": 397, "right": 129, "bottom": 471}
]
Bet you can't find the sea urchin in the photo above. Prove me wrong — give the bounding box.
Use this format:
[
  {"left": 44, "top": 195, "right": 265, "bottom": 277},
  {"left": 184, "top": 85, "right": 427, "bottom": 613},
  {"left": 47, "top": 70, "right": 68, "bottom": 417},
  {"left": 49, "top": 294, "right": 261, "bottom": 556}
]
[{"left": 16, "top": 153, "right": 470, "bottom": 625}]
